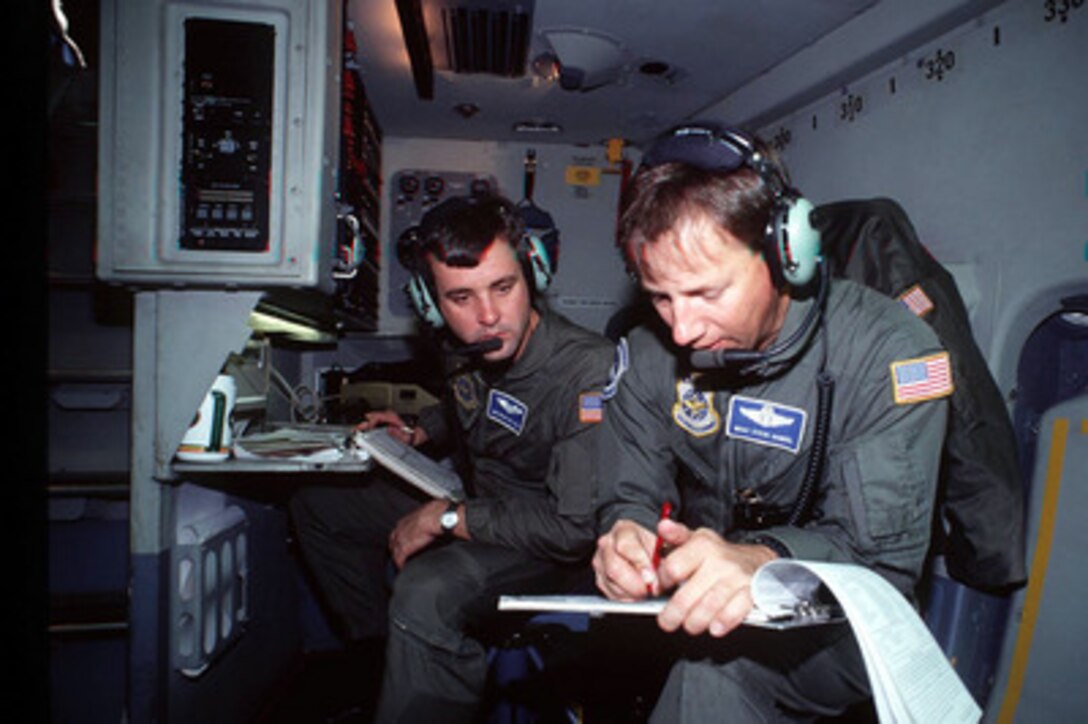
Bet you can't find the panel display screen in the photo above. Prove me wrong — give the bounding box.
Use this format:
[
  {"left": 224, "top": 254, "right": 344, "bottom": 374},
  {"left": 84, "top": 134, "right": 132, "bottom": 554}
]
[{"left": 180, "top": 18, "right": 274, "bottom": 252}]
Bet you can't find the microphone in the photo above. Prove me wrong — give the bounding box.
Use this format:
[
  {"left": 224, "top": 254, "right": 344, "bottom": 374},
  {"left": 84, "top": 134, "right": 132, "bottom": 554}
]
[
  {"left": 690, "top": 346, "right": 766, "bottom": 368},
  {"left": 690, "top": 332, "right": 805, "bottom": 369},
  {"left": 455, "top": 337, "right": 503, "bottom": 356}
]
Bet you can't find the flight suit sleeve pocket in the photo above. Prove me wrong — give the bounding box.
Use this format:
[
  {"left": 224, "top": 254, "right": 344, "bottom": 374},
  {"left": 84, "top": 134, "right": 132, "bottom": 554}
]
[
  {"left": 842, "top": 433, "right": 930, "bottom": 545},
  {"left": 552, "top": 431, "right": 596, "bottom": 517}
]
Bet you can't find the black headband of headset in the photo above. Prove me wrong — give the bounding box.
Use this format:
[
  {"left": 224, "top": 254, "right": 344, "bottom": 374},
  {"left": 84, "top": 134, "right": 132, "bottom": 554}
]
[
  {"left": 641, "top": 123, "right": 790, "bottom": 198},
  {"left": 643, "top": 124, "right": 750, "bottom": 169}
]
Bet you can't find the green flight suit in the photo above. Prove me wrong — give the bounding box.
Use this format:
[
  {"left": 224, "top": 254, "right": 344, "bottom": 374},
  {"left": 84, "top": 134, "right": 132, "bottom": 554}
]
[{"left": 599, "top": 278, "right": 951, "bottom": 720}]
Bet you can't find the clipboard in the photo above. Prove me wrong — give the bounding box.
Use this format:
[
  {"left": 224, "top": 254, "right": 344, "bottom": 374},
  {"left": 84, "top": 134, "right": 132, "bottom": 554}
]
[
  {"left": 497, "top": 594, "right": 843, "bottom": 630},
  {"left": 351, "top": 428, "right": 466, "bottom": 502}
]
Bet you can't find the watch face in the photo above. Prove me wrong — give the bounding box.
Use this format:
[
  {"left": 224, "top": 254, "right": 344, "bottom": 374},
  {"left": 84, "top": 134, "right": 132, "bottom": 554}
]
[{"left": 441, "top": 510, "right": 458, "bottom": 531}]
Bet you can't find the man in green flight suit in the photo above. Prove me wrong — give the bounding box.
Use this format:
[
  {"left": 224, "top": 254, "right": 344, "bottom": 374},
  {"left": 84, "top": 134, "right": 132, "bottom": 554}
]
[
  {"left": 592, "top": 123, "right": 954, "bottom": 721},
  {"left": 291, "top": 193, "right": 614, "bottom": 722}
]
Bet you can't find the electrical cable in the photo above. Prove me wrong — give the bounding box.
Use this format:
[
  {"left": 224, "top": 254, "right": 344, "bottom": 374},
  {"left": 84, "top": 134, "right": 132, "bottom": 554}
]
[
  {"left": 788, "top": 281, "right": 834, "bottom": 526},
  {"left": 268, "top": 365, "right": 321, "bottom": 423}
]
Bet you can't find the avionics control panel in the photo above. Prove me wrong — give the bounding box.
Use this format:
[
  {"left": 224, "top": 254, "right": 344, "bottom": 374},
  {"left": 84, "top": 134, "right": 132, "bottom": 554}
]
[
  {"left": 179, "top": 18, "right": 274, "bottom": 254},
  {"left": 98, "top": 0, "right": 343, "bottom": 290}
]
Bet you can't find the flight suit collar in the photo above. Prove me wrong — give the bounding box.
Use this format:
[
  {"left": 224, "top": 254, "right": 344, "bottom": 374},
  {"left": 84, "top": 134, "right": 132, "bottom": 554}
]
[{"left": 749, "top": 286, "right": 825, "bottom": 376}]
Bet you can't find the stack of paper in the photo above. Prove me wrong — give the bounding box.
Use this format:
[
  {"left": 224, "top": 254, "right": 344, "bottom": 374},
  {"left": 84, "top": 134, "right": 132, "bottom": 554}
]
[
  {"left": 233, "top": 426, "right": 357, "bottom": 463},
  {"left": 762, "top": 561, "right": 981, "bottom": 723}
]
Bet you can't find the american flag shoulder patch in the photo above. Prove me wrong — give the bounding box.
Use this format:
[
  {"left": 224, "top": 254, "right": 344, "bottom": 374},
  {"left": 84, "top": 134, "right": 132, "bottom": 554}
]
[
  {"left": 579, "top": 391, "right": 604, "bottom": 424},
  {"left": 890, "top": 351, "right": 954, "bottom": 404},
  {"left": 898, "top": 284, "right": 935, "bottom": 317}
]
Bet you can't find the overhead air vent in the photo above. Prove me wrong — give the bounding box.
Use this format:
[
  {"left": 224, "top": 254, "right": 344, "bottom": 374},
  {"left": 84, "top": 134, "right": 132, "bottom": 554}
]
[{"left": 422, "top": 0, "right": 534, "bottom": 77}]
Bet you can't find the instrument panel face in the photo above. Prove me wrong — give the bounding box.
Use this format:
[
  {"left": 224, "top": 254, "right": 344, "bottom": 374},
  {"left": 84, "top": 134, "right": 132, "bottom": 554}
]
[{"left": 180, "top": 18, "right": 275, "bottom": 253}]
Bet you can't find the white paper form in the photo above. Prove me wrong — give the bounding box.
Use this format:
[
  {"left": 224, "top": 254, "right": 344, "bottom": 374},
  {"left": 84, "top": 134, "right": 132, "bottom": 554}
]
[{"left": 754, "top": 560, "right": 981, "bottom": 724}]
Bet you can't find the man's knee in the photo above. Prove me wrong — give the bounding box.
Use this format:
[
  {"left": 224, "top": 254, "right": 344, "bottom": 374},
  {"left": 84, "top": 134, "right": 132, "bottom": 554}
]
[
  {"left": 388, "top": 548, "right": 485, "bottom": 652},
  {"left": 390, "top": 551, "right": 464, "bottom": 620},
  {"left": 652, "top": 628, "right": 871, "bottom": 722}
]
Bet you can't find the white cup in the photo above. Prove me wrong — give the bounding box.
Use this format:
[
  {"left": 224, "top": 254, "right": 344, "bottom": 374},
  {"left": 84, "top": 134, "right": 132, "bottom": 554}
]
[{"left": 177, "top": 374, "right": 237, "bottom": 462}]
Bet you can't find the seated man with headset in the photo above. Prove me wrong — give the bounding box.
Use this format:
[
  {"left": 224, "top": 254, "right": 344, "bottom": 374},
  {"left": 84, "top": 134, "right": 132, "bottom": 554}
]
[
  {"left": 592, "top": 123, "right": 954, "bottom": 720},
  {"left": 289, "top": 192, "right": 614, "bottom": 721}
]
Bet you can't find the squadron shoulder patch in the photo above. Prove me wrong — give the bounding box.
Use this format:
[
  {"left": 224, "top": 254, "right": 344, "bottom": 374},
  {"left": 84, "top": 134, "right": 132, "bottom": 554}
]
[
  {"left": 487, "top": 389, "right": 528, "bottom": 435},
  {"left": 890, "top": 351, "right": 954, "bottom": 404},
  {"left": 672, "top": 378, "right": 720, "bottom": 437},
  {"left": 579, "top": 392, "right": 604, "bottom": 424},
  {"left": 898, "top": 284, "right": 935, "bottom": 317},
  {"left": 602, "top": 338, "right": 629, "bottom": 401},
  {"left": 452, "top": 373, "right": 479, "bottom": 411}
]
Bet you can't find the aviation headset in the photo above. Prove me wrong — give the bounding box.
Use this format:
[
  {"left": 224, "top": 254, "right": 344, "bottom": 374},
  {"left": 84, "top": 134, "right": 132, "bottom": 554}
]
[
  {"left": 640, "top": 123, "right": 822, "bottom": 288},
  {"left": 401, "top": 194, "right": 554, "bottom": 328}
]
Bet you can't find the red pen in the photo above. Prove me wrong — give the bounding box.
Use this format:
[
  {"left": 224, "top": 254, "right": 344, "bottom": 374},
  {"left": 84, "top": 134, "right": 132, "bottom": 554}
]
[{"left": 647, "top": 501, "right": 673, "bottom": 595}]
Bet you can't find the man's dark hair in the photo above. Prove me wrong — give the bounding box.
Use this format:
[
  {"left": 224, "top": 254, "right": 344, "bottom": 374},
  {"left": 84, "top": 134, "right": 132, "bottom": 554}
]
[{"left": 415, "top": 193, "right": 526, "bottom": 279}]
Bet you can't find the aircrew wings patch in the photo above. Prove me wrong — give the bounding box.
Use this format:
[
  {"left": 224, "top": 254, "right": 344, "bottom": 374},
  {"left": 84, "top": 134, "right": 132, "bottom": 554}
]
[
  {"left": 890, "top": 351, "right": 954, "bottom": 404},
  {"left": 487, "top": 389, "right": 527, "bottom": 435}
]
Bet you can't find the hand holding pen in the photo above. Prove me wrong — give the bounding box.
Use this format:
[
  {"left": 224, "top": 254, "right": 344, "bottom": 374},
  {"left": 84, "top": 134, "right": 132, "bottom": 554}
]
[{"left": 645, "top": 501, "right": 673, "bottom": 595}]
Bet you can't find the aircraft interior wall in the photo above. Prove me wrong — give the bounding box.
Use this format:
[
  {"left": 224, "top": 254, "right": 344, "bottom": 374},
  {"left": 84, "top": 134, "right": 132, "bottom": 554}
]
[
  {"left": 749, "top": 0, "right": 1086, "bottom": 393},
  {"left": 736, "top": 2, "right": 1087, "bottom": 717}
]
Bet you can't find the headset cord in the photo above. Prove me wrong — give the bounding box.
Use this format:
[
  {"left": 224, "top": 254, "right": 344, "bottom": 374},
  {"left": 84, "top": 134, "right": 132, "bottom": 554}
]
[{"left": 788, "top": 265, "right": 835, "bottom": 527}]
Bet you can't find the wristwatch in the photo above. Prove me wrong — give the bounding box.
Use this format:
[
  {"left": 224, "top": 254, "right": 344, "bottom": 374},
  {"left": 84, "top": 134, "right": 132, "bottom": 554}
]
[
  {"left": 439, "top": 502, "right": 460, "bottom": 538},
  {"left": 750, "top": 534, "right": 791, "bottom": 559}
]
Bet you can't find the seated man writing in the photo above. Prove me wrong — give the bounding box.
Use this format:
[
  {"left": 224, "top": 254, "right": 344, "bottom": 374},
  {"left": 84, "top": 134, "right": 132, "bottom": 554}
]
[
  {"left": 290, "top": 192, "right": 614, "bottom": 722},
  {"left": 592, "top": 123, "right": 953, "bottom": 720}
]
